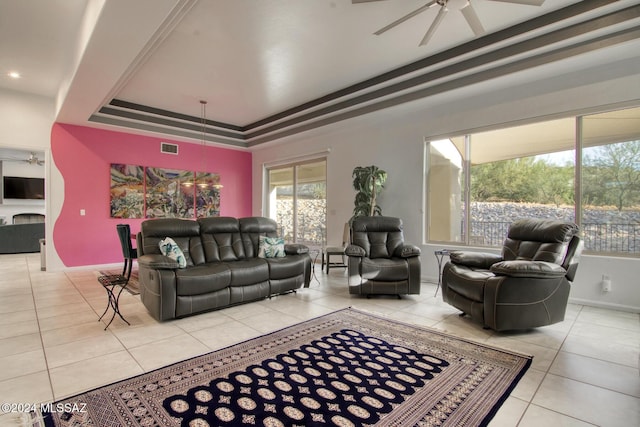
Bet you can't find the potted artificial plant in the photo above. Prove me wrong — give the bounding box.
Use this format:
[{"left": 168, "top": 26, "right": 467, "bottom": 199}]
[{"left": 351, "top": 165, "right": 387, "bottom": 219}]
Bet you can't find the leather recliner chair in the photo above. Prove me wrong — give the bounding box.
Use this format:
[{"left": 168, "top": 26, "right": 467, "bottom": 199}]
[
  {"left": 346, "top": 216, "right": 421, "bottom": 297},
  {"left": 441, "top": 218, "right": 583, "bottom": 331}
]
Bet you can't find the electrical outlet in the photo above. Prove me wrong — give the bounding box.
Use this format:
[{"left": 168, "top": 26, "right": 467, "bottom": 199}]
[{"left": 601, "top": 274, "right": 612, "bottom": 292}]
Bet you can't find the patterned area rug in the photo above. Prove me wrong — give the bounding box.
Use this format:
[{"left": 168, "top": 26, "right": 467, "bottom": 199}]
[
  {"left": 29, "top": 308, "right": 531, "bottom": 427},
  {"left": 97, "top": 269, "right": 139, "bottom": 295}
]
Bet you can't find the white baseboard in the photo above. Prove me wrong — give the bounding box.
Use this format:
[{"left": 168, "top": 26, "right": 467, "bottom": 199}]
[{"left": 569, "top": 297, "right": 640, "bottom": 313}]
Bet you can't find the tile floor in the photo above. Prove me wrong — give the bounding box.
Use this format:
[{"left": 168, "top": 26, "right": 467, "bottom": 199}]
[{"left": 0, "top": 253, "right": 638, "bottom": 426}]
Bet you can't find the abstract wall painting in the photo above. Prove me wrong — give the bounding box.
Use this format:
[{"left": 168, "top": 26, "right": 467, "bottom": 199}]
[
  {"left": 110, "top": 164, "right": 221, "bottom": 219},
  {"left": 145, "top": 167, "right": 194, "bottom": 218},
  {"left": 110, "top": 164, "right": 144, "bottom": 218},
  {"left": 195, "top": 172, "right": 221, "bottom": 218}
]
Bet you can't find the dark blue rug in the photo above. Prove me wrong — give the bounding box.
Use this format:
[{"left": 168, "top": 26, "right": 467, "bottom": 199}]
[{"left": 28, "top": 308, "right": 531, "bottom": 426}]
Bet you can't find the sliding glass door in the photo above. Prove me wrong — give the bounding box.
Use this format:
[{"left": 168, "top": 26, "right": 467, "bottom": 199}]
[{"left": 266, "top": 159, "right": 326, "bottom": 251}]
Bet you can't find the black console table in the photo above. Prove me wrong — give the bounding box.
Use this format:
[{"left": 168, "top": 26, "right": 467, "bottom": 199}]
[{"left": 97, "top": 275, "right": 131, "bottom": 329}]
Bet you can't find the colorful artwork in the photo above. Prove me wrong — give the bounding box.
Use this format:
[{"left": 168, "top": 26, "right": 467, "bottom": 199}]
[
  {"left": 195, "top": 172, "right": 221, "bottom": 218},
  {"left": 110, "top": 164, "right": 144, "bottom": 218},
  {"left": 145, "top": 167, "right": 195, "bottom": 218},
  {"left": 109, "top": 164, "right": 222, "bottom": 219}
]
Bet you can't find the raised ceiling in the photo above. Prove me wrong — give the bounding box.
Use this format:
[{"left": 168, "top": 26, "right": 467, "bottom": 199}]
[{"left": 3, "top": 0, "right": 640, "bottom": 149}]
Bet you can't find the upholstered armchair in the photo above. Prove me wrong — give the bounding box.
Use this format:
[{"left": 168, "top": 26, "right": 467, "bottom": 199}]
[
  {"left": 441, "top": 218, "right": 583, "bottom": 331},
  {"left": 346, "top": 216, "right": 421, "bottom": 297}
]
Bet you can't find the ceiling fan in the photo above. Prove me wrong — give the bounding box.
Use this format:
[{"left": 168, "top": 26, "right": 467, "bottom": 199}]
[
  {"left": 0, "top": 152, "right": 45, "bottom": 166},
  {"left": 354, "top": 0, "right": 545, "bottom": 47}
]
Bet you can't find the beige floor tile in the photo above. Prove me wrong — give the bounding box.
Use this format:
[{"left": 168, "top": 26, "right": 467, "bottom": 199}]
[
  {"left": 511, "top": 368, "right": 546, "bottom": 403},
  {"left": 222, "top": 302, "right": 276, "bottom": 320},
  {"left": 44, "top": 334, "right": 125, "bottom": 369},
  {"left": 561, "top": 334, "right": 639, "bottom": 368},
  {"left": 575, "top": 306, "right": 640, "bottom": 332},
  {"left": 378, "top": 309, "right": 441, "bottom": 328},
  {"left": 532, "top": 373, "right": 640, "bottom": 426},
  {"left": 0, "top": 294, "right": 35, "bottom": 314},
  {"left": 0, "top": 371, "right": 53, "bottom": 408},
  {"left": 128, "top": 334, "right": 210, "bottom": 371},
  {"left": 0, "top": 282, "right": 32, "bottom": 297},
  {"left": 430, "top": 314, "right": 494, "bottom": 342},
  {"left": 240, "top": 310, "right": 306, "bottom": 334},
  {"left": 550, "top": 351, "right": 640, "bottom": 397},
  {"left": 487, "top": 397, "right": 528, "bottom": 427},
  {"left": 0, "top": 318, "right": 39, "bottom": 340},
  {"left": 49, "top": 350, "right": 144, "bottom": 400},
  {"left": 399, "top": 301, "right": 459, "bottom": 322},
  {"left": 35, "top": 300, "right": 96, "bottom": 320},
  {"left": 486, "top": 336, "right": 559, "bottom": 372},
  {"left": 189, "top": 319, "right": 263, "bottom": 351},
  {"left": 37, "top": 310, "right": 100, "bottom": 332},
  {"left": 518, "top": 404, "right": 597, "bottom": 427},
  {"left": 495, "top": 326, "right": 569, "bottom": 351},
  {"left": 0, "top": 349, "right": 47, "bottom": 382},
  {"left": 112, "top": 322, "right": 188, "bottom": 349},
  {"left": 0, "top": 333, "right": 42, "bottom": 358},
  {"left": 0, "top": 309, "right": 36, "bottom": 325},
  {"left": 261, "top": 296, "right": 336, "bottom": 321},
  {"left": 40, "top": 321, "right": 110, "bottom": 348},
  {"left": 172, "top": 309, "right": 234, "bottom": 333}
]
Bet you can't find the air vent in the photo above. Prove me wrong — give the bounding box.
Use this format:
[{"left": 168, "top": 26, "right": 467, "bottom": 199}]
[{"left": 160, "top": 142, "right": 178, "bottom": 155}]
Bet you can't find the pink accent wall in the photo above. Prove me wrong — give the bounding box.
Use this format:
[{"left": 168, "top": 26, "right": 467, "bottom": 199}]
[{"left": 51, "top": 123, "right": 252, "bottom": 267}]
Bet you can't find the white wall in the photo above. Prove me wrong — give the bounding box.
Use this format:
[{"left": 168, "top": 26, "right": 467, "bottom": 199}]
[
  {"left": 0, "top": 88, "right": 62, "bottom": 268},
  {"left": 252, "top": 57, "right": 640, "bottom": 312}
]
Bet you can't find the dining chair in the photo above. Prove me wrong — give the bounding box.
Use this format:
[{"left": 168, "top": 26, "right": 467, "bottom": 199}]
[{"left": 116, "top": 224, "right": 138, "bottom": 282}]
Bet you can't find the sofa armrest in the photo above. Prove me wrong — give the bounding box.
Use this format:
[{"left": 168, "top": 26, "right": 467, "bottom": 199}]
[
  {"left": 284, "top": 243, "right": 309, "bottom": 255},
  {"left": 394, "top": 244, "right": 421, "bottom": 258},
  {"left": 137, "top": 254, "right": 180, "bottom": 269},
  {"left": 490, "top": 260, "right": 567, "bottom": 278},
  {"left": 450, "top": 251, "right": 502, "bottom": 269},
  {"left": 345, "top": 244, "right": 366, "bottom": 257}
]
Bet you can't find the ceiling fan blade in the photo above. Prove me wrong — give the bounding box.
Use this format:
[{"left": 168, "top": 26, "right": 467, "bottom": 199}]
[
  {"left": 419, "top": 4, "right": 447, "bottom": 46},
  {"left": 487, "top": 0, "right": 545, "bottom": 6},
  {"left": 461, "top": 3, "right": 485, "bottom": 36},
  {"left": 374, "top": 1, "right": 438, "bottom": 36}
]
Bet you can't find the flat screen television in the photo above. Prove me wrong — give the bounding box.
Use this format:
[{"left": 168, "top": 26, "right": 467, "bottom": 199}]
[{"left": 2, "top": 176, "right": 45, "bottom": 200}]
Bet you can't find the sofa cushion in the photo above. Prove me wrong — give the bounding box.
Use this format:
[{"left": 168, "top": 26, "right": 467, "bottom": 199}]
[
  {"left": 360, "top": 258, "right": 408, "bottom": 281},
  {"left": 258, "top": 236, "right": 285, "bottom": 258},
  {"left": 199, "top": 217, "right": 246, "bottom": 262},
  {"left": 159, "top": 237, "right": 187, "bottom": 268},
  {"left": 351, "top": 216, "right": 404, "bottom": 259},
  {"left": 443, "top": 264, "right": 493, "bottom": 302},
  {"left": 176, "top": 264, "right": 231, "bottom": 296},
  {"left": 227, "top": 258, "right": 269, "bottom": 286},
  {"left": 266, "top": 255, "right": 306, "bottom": 280},
  {"left": 141, "top": 218, "right": 205, "bottom": 266},
  {"left": 239, "top": 217, "right": 278, "bottom": 258}
]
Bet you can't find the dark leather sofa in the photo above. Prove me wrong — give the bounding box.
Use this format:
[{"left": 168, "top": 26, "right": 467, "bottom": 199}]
[
  {"left": 0, "top": 222, "right": 45, "bottom": 253},
  {"left": 441, "top": 218, "right": 583, "bottom": 331},
  {"left": 137, "top": 216, "right": 311, "bottom": 321}
]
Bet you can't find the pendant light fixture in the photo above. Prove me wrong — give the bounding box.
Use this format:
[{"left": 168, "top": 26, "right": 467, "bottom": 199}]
[{"left": 199, "top": 100, "right": 208, "bottom": 187}]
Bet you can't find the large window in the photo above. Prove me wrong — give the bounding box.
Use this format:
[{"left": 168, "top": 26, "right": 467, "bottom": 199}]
[
  {"left": 266, "top": 159, "right": 327, "bottom": 251},
  {"left": 426, "top": 106, "right": 640, "bottom": 255}
]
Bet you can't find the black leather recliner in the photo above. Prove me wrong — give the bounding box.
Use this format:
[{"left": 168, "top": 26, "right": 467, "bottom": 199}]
[
  {"left": 441, "top": 218, "right": 583, "bottom": 331},
  {"left": 346, "top": 216, "right": 421, "bottom": 297}
]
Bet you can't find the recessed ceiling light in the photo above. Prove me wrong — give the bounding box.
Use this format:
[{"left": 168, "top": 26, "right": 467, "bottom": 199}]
[{"left": 8, "top": 71, "right": 21, "bottom": 79}]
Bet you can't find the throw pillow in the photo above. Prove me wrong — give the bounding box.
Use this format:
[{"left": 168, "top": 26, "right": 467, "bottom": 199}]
[
  {"left": 258, "top": 236, "right": 286, "bottom": 258},
  {"left": 159, "top": 237, "right": 187, "bottom": 268}
]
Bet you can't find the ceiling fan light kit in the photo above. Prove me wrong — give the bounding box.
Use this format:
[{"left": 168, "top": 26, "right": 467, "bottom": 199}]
[{"left": 357, "top": 0, "right": 544, "bottom": 47}]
